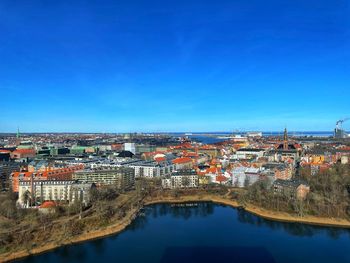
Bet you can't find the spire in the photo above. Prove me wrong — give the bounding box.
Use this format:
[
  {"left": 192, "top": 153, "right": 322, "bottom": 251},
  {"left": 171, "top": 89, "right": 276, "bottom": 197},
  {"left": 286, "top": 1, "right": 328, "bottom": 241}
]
[
  {"left": 16, "top": 127, "right": 21, "bottom": 146},
  {"left": 283, "top": 127, "right": 288, "bottom": 150}
]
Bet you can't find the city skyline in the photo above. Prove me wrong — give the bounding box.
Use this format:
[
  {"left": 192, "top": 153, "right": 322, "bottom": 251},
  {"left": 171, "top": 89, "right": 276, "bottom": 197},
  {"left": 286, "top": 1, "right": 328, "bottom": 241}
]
[{"left": 1, "top": 0, "right": 349, "bottom": 132}]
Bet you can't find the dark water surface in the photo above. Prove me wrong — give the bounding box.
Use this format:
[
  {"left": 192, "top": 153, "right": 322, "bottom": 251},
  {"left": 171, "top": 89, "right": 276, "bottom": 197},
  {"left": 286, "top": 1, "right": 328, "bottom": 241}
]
[{"left": 18, "top": 203, "right": 350, "bottom": 263}]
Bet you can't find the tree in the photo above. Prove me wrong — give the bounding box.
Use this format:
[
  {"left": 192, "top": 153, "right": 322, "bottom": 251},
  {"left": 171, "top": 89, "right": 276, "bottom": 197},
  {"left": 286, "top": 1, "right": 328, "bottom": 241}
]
[
  {"left": 22, "top": 190, "right": 31, "bottom": 208},
  {"left": 182, "top": 176, "right": 191, "bottom": 188},
  {"left": 67, "top": 220, "right": 84, "bottom": 236}
]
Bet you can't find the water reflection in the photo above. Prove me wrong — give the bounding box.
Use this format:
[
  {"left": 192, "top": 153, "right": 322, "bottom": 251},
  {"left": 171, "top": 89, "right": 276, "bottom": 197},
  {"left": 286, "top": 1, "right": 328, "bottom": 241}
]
[
  {"left": 54, "top": 244, "right": 87, "bottom": 262},
  {"left": 236, "top": 208, "right": 350, "bottom": 239},
  {"left": 145, "top": 202, "right": 215, "bottom": 220},
  {"left": 134, "top": 202, "right": 350, "bottom": 240},
  {"left": 90, "top": 238, "right": 106, "bottom": 255},
  {"left": 16, "top": 202, "right": 350, "bottom": 263},
  {"left": 127, "top": 213, "right": 148, "bottom": 231},
  {"left": 128, "top": 203, "right": 215, "bottom": 232}
]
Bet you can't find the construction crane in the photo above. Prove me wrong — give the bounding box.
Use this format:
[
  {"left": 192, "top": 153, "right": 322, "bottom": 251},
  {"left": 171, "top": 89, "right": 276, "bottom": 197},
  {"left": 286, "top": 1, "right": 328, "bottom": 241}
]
[{"left": 335, "top": 118, "right": 349, "bottom": 139}]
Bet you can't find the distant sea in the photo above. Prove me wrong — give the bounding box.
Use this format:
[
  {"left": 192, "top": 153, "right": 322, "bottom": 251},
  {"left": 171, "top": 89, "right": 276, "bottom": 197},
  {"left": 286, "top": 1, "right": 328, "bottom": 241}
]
[
  {"left": 168, "top": 131, "right": 338, "bottom": 144},
  {"left": 170, "top": 131, "right": 336, "bottom": 136}
]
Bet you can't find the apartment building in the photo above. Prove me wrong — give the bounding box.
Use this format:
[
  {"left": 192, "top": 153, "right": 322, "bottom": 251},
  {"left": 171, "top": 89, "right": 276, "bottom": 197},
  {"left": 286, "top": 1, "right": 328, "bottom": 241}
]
[
  {"left": 73, "top": 167, "right": 135, "bottom": 189},
  {"left": 162, "top": 170, "right": 199, "bottom": 189},
  {"left": 18, "top": 180, "right": 93, "bottom": 207}
]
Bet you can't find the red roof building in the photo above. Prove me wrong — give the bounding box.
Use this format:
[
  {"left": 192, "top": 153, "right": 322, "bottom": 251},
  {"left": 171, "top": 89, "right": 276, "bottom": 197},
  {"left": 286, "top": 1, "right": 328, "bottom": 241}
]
[
  {"left": 39, "top": 201, "right": 56, "bottom": 209},
  {"left": 11, "top": 164, "right": 84, "bottom": 192},
  {"left": 10, "top": 149, "right": 36, "bottom": 159}
]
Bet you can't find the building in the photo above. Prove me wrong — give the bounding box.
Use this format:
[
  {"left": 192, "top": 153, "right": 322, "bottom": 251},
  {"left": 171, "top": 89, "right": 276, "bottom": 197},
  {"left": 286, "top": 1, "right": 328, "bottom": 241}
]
[
  {"left": 28, "top": 160, "right": 52, "bottom": 172},
  {"left": 232, "top": 167, "right": 247, "bottom": 188},
  {"left": 198, "top": 174, "right": 210, "bottom": 185},
  {"left": 273, "top": 179, "right": 310, "bottom": 200},
  {"left": 11, "top": 164, "right": 84, "bottom": 192},
  {"left": 124, "top": 143, "right": 136, "bottom": 154},
  {"left": 273, "top": 128, "right": 301, "bottom": 161},
  {"left": 10, "top": 149, "right": 36, "bottom": 159},
  {"left": 18, "top": 180, "right": 94, "bottom": 207},
  {"left": 232, "top": 148, "right": 265, "bottom": 160},
  {"left": 73, "top": 167, "right": 135, "bottom": 189},
  {"left": 162, "top": 169, "right": 199, "bottom": 189},
  {"left": 70, "top": 146, "right": 86, "bottom": 155},
  {"left": 0, "top": 150, "right": 11, "bottom": 161},
  {"left": 118, "top": 150, "right": 135, "bottom": 158},
  {"left": 135, "top": 144, "right": 157, "bottom": 154},
  {"left": 0, "top": 161, "right": 23, "bottom": 190},
  {"left": 50, "top": 147, "right": 70, "bottom": 156},
  {"left": 231, "top": 167, "right": 261, "bottom": 187},
  {"left": 127, "top": 160, "right": 175, "bottom": 178},
  {"left": 172, "top": 157, "right": 193, "bottom": 170},
  {"left": 341, "top": 156, "right": 349, "bottom": 164},
  {"left": 263, "top": 163, "right": 293, "bottom": 180},
  {"left": 247, "top": 132, "right": 263, "bottom": 138}
]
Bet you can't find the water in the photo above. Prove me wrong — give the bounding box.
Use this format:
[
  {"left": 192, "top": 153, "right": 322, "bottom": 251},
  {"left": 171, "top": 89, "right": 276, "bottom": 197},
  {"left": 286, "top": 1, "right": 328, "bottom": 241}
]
[
  {"left": 18, "top": 203, "right": 350, "bottom": 263},
  {"left": 170, "top": 131, "right": 338, "bottom": 144},
  {"left": 170, "top": 131, "right": 337, "bottom": 138},
  {"left": 188, "top": 135, "right": 226, "bottom": 144}
]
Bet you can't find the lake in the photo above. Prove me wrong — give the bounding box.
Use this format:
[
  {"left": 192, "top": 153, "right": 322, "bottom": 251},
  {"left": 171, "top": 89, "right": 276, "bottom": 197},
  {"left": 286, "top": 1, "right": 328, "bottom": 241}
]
[{"left": 17, "top": 203, "right": 350, "bottom": 263}]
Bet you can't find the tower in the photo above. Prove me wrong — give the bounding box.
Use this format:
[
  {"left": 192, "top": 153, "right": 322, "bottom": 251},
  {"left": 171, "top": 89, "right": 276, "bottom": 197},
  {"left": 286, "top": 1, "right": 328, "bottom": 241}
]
[
  {"left": 16, "top": 127, "right": 21, "bottom": 146},
  {"left": 283, "top": 127, "right": 288, "bottom": 150}
]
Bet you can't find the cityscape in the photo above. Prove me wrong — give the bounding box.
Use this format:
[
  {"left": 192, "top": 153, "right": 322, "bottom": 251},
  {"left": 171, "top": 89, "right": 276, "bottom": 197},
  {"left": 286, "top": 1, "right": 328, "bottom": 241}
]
[
  {"left": 1, "top": 0, "right": 350, "bottom": 263},
  {"left": 1, "top": 126, "right": 350, "bottom": 262}
]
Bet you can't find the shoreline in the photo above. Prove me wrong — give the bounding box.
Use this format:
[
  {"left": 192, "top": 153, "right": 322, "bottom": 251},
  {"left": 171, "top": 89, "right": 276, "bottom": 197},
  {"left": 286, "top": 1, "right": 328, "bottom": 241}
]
[
  {"left": 144, "top": 195, "right": 350, "bottom": 228},
  {"left": 2, "top": 195, "right": 350, "bottom": 262}
]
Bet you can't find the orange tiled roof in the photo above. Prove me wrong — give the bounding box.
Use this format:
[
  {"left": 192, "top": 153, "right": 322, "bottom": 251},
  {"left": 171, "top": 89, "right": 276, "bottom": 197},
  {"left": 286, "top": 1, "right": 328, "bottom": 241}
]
[
  {"left": 155, "top": 157, "right": 166, "bottom": 162},
  {"left": 40, "top": 201, "right": 56, "bottom": 208},
  {"left": 216, "top": 175, "right": 227, "bottom": 182},
  {"left": 199, "top": 145, "right": 216, "bottom": 149},
  {"left": 339, "top": 146, "right": 350, "bottom": 151},
  {"left": 143, "top": 151, "right": 165, "bottom": 156},
  {"left": 11, "top": 164, "right": 84, "bottom": 178},
  {"left": 13, "top": 149, "right": 36, "bottom": 154},
  {"left": 206, "top": 167, "right": 217, "bottom": 173},
  {"left": 11, "top": 171, "right": 33, "bottom": 178},
  {"left": 172, "top": 157, "right": 193, "bottom": 164},
  {"left": 183, "top": 152, "right": 198, "bottom": 157}
]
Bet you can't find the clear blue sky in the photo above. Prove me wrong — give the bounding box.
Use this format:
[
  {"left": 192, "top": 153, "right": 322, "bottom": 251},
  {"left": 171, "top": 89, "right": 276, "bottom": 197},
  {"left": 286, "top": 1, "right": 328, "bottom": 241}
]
[{"left": 1, "top": 0, "right": 349, "bottom": 132}]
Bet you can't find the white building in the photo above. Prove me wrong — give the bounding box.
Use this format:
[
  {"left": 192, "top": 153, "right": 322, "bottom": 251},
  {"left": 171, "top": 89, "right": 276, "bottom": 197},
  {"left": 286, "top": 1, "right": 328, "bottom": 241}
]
[
  {"left": 232, "top": 167, "right": 247, "bottom": 187},
  {"left": 162, "top": 170, "right": 199, "bottom": 189},
  {"left": 73, "top": 167, "right": 135, "bottom": 188},
  {"left": 341, "top": 156, "right": 349, "bottom": 164},
  {"left": 232, "top": 149, "right": 265, "bottom": 160},
  {"left": 127, "top": 161, "right": 175, "bottom": 178},
  {"left": 18, "top": 180, "right": 93, "bottom": 207},
  {"left": 245, "top": 167, "right": 261, "bottom": 185},
  {"left": 124, "top": 143, "right": 136, "bottom": 154},
  {"left": 232, "top": 167, "right": 262, "bottom": 187}
]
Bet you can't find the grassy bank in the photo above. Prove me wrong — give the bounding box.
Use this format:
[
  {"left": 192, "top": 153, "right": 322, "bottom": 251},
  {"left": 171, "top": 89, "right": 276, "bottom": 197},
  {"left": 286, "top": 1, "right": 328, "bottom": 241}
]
[{"left": 0, "top": 206, "right": 140, "bottom": 263}]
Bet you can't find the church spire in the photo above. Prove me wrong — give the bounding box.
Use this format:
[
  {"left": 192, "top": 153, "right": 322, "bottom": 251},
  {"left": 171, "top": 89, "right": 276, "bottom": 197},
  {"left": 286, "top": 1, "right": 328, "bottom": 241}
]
[
  {"left": 283, "top": 127, "right": 288, "bottom": 150},
  {"left": 16, "top": 127, "right": 21, "bottom": 146}
]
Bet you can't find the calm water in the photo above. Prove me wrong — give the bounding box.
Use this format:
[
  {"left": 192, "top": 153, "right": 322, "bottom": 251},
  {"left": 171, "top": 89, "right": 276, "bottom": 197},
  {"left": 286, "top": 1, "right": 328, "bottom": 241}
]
[
  {"left": 18, "top": 203, "right": 350, "bottom": 263},
  {"left": 174, "top": 132, "right": 337, "bottom": 144}
]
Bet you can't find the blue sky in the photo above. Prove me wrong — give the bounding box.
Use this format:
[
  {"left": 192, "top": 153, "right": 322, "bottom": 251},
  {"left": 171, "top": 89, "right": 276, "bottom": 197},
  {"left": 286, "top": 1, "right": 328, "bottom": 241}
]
[{"left": 0, "top": 0, "right": 349, "bottom": 132}]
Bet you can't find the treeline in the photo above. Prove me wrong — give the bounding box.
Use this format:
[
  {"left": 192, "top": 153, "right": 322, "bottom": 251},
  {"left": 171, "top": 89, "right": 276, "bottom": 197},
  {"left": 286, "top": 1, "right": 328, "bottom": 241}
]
[
  {"left": 301, "top": 163, "right": 350, "bottom": 218},
  {"left": 0, "top": 183, "right": 144, "bottom": 255},
  {"left": 241, "top": 163, "right": 350, "bottom": 219}
]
